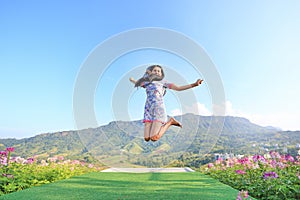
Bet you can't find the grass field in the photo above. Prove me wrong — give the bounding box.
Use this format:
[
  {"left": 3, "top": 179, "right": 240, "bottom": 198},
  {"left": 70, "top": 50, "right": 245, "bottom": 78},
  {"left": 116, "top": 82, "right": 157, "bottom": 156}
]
[{"left": 0, "top": 172, "right": 243, "bottom": 200}]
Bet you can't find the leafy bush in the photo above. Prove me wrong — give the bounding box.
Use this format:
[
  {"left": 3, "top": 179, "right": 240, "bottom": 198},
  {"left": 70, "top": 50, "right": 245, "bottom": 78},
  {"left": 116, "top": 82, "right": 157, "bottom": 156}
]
[
  {"left": 0, "top": 147, "right": 103, "bottom": 195},
  {"left": 201, "top": 151, "right": 300, "bottom": 199}
]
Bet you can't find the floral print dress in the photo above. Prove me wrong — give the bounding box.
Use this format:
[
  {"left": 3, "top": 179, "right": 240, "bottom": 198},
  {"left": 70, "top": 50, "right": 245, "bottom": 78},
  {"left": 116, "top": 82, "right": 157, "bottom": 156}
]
[{"left": 142, "top": 81, "right": 173, "bottom": 124}]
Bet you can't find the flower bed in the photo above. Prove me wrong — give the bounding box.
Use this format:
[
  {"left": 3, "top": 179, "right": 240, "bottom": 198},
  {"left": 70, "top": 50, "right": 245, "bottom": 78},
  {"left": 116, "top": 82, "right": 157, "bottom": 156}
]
[
  {"left": 0, "top": 147, "right": 103, "bottom": 195},
  {"left": 201, "top": 151, "right": 300, "bottom": 200}
]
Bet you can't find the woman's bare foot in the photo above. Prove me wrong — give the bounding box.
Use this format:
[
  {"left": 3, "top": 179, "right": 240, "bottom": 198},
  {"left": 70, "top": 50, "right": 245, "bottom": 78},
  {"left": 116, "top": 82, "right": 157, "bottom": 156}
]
[
  {"left": 150, "top": 118, "right": 182, "bottom": 142},
  {"left": 150, "top": 135, "right": 159, "bottom": 141},
  {"left": 170, "top": 117, "right": 182, "bottom": 128}
]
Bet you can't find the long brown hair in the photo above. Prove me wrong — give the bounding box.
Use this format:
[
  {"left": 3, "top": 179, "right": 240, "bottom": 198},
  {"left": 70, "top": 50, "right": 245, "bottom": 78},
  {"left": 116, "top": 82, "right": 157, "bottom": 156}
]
[{"left": 134, "top": 65, "right": 165, "bottom": 87}]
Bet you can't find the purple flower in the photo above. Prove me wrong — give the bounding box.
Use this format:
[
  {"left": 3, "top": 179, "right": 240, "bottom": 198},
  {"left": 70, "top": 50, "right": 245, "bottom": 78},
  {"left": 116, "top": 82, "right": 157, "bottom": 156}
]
[
  {"left": 252, "top": 154, "right": 266, "bottom": 163},
  {"left": 285, "top": 154, "right": 295, "bottom": 162},
  {"left": 269, "top": 151, "right": 281, "bottom": 159},
  {"left": 263, "top": 171, "right": 279, "bottom": 179},
  {"left": 269, "top": 159, "right": 277, "bottom": 168}
]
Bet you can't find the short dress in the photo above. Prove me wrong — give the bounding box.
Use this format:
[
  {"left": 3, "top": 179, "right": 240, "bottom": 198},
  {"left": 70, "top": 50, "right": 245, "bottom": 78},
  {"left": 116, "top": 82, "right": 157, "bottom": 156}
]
[{"left": 142, "top": 80, "right": 173, "bottom": 124}]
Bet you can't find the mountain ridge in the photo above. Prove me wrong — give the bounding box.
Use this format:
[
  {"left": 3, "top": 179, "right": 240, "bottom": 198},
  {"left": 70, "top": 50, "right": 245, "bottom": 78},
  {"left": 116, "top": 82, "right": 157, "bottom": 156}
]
[{"left": 0, "top": 114, "right": 298, "bottom": 167}]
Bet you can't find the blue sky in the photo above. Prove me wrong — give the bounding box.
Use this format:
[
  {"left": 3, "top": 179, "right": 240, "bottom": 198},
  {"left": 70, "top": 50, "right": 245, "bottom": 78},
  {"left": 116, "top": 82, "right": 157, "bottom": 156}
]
[{"left": 1, "top": 0, "right": 300, "bottom": 138}]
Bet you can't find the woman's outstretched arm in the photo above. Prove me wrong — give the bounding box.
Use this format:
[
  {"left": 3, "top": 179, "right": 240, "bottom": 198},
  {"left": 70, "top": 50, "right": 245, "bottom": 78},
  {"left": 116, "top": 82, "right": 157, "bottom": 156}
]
[
  {"left": 129, "top": 77, "right": 137, "bottom": 84},
  {"left": 170, "top": 79, "right": 203, "bottom": 91}
]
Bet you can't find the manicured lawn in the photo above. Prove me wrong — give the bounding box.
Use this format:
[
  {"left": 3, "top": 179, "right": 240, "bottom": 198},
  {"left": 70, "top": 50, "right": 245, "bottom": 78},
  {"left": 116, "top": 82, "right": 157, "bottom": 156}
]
[{"left": 0, "top": 172, "right": 242, "bottom": 200}]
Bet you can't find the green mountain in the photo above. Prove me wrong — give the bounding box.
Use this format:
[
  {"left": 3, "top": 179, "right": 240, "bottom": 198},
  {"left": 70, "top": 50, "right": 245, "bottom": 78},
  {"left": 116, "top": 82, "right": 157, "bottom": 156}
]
[{"left": 0, "top": 114, "right": 299, "bottom": 167}]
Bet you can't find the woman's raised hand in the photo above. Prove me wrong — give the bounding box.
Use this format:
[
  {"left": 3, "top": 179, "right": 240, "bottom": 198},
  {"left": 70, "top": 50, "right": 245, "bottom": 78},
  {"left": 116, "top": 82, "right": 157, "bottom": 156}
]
[
  {"left": 194, "top": 79, "right": 203, "bottom": 86},
  {"left": 129, "top": 77, "right": 136, "bottom": 84}
]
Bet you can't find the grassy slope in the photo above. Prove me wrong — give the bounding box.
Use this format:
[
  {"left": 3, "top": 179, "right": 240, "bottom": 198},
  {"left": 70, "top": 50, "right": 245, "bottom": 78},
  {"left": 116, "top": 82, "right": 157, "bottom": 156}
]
[{"left": 0, "top": 172, "right": 244, "bottom": 200}]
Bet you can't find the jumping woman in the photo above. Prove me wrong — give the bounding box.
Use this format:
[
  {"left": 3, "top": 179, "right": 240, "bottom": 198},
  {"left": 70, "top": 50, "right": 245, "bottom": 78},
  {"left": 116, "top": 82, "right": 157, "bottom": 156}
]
[{"left": 130, "top": 65, "right": 203, "bottom": 142}]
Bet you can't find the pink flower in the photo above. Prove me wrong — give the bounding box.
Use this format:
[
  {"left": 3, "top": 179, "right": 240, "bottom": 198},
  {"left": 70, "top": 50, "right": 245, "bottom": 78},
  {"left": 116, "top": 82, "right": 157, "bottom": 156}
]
[
  {"left": 238, "top": 157, "right": 250, "bottom": 165},
  {"left": 235, "top": 170, "right": 246, "bottom": 175},
  {"left": 88, "top": 164, "right": 94, "bottom": 168},
  {"left": 11, "top": 156, "right": 25, "bottom": 164},
  {"left": 215, "top": 157, "right": 223, "bottom": 164},
  {"left": 226, "top": 159, "right": 235, "bottom": 168},
  {"left": 0, "top": 151, "right": 7, "bottom": 157},
  {"left": 58, "top": 156, "right": 64, "bottom": 161},
  {"left": 26, "top": 157, "right": 35, "bottom": 164},
  {"left": 6, "top": 147, "right": 14, "bottom": 152},
  {"left": 236, "top": 190, "right": 249, "bottom": 200},
  {"left": 2, "top": 173, "right": 14, "bottom": 179},
  {"left": 47, "top": 157, "right": 57, "bottom": 163},
  {"left": 1, "top": 157, "right": 8, "bottom": 165},
  {"left": 40, "top": 160, "right": 49, "bottom": 166},
  {"left": 208, "top": 163, "right": 214, "bottom": 168},
  {"left": 72, "top": 160, "right": 80, "bottom": 165}
]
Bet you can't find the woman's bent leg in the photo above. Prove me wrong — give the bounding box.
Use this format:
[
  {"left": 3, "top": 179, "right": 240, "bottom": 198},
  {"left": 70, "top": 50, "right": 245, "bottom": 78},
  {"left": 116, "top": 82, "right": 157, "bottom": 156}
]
[
  {"left": 144, "top": 122, "right": 151, "bottom": 142},
  {"left": 150, "top": 117, "right": 182, "bottom": 141},
  {"left": 149, "top": 122, "right": 163, "bottom": 139}
]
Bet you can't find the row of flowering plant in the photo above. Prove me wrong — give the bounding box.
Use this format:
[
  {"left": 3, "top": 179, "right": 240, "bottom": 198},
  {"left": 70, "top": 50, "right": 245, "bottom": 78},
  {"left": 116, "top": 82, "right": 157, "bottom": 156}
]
[
  {"left": 0, "top": 147, "right": 103, "bottom": 195},
  {"left": 201, "top": 151, "right": 300, "bottom": 200}
]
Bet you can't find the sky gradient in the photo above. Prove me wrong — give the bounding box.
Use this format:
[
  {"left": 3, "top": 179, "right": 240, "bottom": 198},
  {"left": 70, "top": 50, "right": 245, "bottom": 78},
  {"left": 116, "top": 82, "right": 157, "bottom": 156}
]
[{"left": 1, "top": 0, "right": 300, "bottom": 138}]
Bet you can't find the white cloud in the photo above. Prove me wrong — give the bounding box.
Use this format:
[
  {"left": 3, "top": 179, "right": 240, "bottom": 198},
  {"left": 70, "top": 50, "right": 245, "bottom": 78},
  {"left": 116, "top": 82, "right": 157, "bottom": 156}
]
[
  {"left": 225, "top": 100, "right": 300, "bottom": 131},
  {"left": 170, "top": 108, "right": 182, "bottom": 116},
  {"left": 224, "top": 100, "right": 243, "bottom": 116},
  {"left": 170, "top": 100, "right": 300, "bottom": 131},
  {"left": 192, "top": 102, "right": 212, "bottom": 116},
  {"left": 240, "top": 112, "right": 300, "bottom": 131},
  {"left": 170, "top": 102, "right": 212, "bottom": 116}
]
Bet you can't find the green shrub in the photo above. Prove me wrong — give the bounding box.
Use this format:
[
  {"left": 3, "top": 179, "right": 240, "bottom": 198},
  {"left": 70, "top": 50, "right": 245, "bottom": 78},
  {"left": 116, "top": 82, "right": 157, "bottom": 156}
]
[
  {"left": 0, "top": 147, "right": 103, "bottom": 195},
  {"left": 201, "top": 151, "right": 300, "bottom": 199}
]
